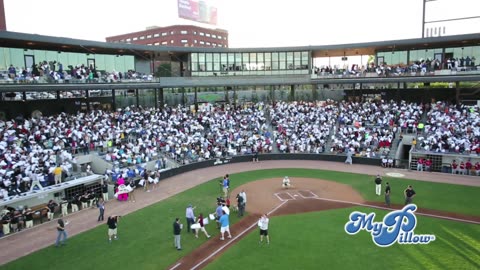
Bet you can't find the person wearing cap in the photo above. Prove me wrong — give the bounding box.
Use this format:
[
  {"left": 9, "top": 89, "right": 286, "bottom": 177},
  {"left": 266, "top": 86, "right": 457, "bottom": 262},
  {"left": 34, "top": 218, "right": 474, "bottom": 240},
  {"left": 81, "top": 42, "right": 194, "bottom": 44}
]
[
  {"left": 374, "top": 174, "right": 382, "bottom": 196},
  {"left": 185, "top": 204, "right": 196, "bottom": 234},
  {"left": 282, "top": 176, "right": 291, "bottom": 189}
]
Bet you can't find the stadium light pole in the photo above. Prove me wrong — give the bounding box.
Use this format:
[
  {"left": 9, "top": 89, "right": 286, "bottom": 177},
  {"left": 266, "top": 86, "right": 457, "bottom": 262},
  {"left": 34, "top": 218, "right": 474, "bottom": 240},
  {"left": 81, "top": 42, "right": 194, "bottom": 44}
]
[
  {"left": 422, "top": 0, "right": 480, "bottom": 38},
  {"left": 422, "top": 0, "right": 438, "bottom": 38}
]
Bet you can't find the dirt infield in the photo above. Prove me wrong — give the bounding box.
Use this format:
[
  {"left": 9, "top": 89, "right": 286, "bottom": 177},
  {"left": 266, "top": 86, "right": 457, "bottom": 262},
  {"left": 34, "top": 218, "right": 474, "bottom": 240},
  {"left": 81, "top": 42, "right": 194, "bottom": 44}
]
[
  {"left": 1, "top": 160, "right": 480, "bottom": 267},
  {"left": 169, "top": 178, "right": 362, "bottom": 270},
  {"left": 169, "top": 177, "right": 480, "bottom": 270}
]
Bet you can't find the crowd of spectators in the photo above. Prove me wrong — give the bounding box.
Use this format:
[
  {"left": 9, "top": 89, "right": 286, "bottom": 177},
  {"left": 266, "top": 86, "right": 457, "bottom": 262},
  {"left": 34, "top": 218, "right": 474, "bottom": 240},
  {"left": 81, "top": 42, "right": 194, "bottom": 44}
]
[
  {"left": 417, "top": 102, "right": 480, "bottom": 154},
  {"left": 329, "top": 100, "right": 401, "bottom": 157},
  {"left": 270, "top": 101, "right": 336, "bottom": 154},
  {"left": 2, "top": 61, "right": 153, "bottom": 84},
  {"left": 314, "top": 55, "right": 478, "bottom": 79},
  {"left": 4, "top": 99, "right": 479, "bottom": 207}
]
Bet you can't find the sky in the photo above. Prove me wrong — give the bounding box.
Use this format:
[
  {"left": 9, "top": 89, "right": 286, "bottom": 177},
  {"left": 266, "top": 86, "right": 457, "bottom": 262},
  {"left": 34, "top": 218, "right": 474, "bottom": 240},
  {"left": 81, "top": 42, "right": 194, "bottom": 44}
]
[{"left": 3, "top": 0, "right": 480, "bottom": 48}]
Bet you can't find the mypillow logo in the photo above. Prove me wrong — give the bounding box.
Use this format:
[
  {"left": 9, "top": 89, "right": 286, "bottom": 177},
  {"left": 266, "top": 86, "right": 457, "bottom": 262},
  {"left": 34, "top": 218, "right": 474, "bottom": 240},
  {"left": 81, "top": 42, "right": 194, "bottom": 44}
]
[{"left": 344, "top": 204, "right": 435, "bottom": 247}]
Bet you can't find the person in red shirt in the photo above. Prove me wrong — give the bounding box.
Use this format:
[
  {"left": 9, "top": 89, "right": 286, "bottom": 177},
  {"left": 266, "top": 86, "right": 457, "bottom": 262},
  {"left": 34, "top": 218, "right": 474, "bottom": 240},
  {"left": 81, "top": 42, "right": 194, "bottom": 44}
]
[
  {"left": 465, "top": 159, "right": 472, "bottom": 175},
  {"left": 424, "top": 159, "right": 432, "bottom": 172},
  {"left": 416, "top": 158, "right": 424, "bottom": 171},
  {"left": 451, "top": 160, "right": 458, "bottom": 174},
  {"left": 459, "top": 161, "right": 466, "bottom": 175},
  {"left": 475, "top": 162, "right": 480, "bottom": 176}
]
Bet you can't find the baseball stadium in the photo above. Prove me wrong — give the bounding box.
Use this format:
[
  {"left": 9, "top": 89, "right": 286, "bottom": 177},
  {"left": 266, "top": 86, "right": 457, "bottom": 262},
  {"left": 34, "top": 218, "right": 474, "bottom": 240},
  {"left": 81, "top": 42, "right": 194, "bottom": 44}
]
[{"left": 0, "top": 5, "right": 480, "bottom": 270}]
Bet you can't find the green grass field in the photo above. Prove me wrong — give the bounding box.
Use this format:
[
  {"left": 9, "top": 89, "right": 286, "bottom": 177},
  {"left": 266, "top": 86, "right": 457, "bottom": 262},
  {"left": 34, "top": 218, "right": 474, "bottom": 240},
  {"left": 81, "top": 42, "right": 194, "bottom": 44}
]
[
  {"left": 1, "top": 168, "right": 479, "bottom": 270},
  {"left": 204, "top": 208, "right": 480, "bottom": 270}
]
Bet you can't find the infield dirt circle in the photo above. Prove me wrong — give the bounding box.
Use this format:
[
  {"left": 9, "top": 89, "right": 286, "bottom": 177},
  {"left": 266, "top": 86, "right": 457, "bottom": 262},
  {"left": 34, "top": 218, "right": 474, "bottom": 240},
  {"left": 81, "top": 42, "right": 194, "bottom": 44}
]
[{"left": 172, "top": 178, "right": 363, "bottom": 270}]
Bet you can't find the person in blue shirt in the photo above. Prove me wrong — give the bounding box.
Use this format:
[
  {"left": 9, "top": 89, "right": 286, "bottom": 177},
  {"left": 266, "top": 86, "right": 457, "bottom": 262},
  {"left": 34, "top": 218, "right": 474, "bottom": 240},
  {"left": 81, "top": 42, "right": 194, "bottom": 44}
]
[
  {"left": 218, "top": 210, "right": 232, "bottom": 240},
  {"left": 215, "top": 202, "right": 223, "bottom": 229},
  {"left": 222, "top": 176, "right": 229, "bottom": 198}
]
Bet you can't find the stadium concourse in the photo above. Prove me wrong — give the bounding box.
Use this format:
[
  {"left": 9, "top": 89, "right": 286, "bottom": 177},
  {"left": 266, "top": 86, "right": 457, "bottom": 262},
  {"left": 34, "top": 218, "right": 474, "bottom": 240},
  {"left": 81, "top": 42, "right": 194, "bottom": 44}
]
[{"left": 0, "top": 160, "right": 479, "bottom": 268}]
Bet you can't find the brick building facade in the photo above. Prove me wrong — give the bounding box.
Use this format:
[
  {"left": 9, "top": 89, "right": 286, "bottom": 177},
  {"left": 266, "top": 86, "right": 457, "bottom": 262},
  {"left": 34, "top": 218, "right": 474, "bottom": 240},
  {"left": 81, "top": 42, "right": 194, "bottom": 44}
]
[{"left": 106, "top": 25, "right": 228, "bottom": 48}]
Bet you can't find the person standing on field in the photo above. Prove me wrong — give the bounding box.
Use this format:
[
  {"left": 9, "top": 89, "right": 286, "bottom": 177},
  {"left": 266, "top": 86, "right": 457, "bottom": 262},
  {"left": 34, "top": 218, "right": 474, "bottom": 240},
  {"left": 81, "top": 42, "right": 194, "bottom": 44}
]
[
  {"left": 185, "top": 204, "right": 196, "bottom": 234},
  {"left": 219, "top": 210, "right": 232, "bottom": 240},
  {"left": 374, "top": 174, "right": 382, "bottom": 196},
  {"left": 385, "top": 182, "right": 391, "bottom": 207},
  {"left": 404, "top": 185, "right": 416, "bottom": 205},
  {"left": 97, "top": 198, "right": 105, "bottom": 222},
  {"left": 258, "top": 214, "right": 270, "bottom": 244},
  {"left": 55, "top": 219, "right": 67, "bottom": 247},
  {"left": 107, "top": 215, "right": 120, "bottom": 243},
  {"left": 173, "top": 218, "right": 182, "bottom": 251}
]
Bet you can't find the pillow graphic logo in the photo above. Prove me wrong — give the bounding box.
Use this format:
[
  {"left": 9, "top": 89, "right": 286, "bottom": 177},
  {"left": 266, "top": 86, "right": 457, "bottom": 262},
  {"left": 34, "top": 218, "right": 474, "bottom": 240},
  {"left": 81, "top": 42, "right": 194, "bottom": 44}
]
[{"left": 344, "top": 204, "right": 435, "bottom": 247}]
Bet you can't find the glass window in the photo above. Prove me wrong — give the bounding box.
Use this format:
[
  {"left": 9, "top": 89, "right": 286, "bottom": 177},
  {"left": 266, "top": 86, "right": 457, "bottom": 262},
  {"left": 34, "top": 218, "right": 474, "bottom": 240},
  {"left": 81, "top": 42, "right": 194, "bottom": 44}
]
[
  {"left": 206, "top": 33, "right": 211, "bottom": 37},
  {"left": 286, "top": 52, "right": 294, "bottom": 70},
  {"left": 220, "top": 53, "right": 227, "bottom": 71},
  {"left": 154, "top": 42, "right": 160, "bottom": 45},
  {"left": 199, "top": 32, "right": 205, "bottom": 36},
  {"left": 181, "top": 40, "right": 188, "bottom": 43},
  {"left": 162, "top": 32, "right": 167, "bottom": 36},
  {"left": 139, "top": 36, "right": 145, "bottom": 40},
  {"left": 193, "top": 31, "right": 197, "bottom": 35},
  {"left": 133, "top": 37, "right": 138, "bottom": 41},
  {"left": 212, "top": 35, "right": 217, "bottom": 38},
  {"left": 154, "top": 33, "right": 160, "bottom": 37},
  {"left": 147, "top": 35, "right": 152, "bottom": 38},
  {"left": 126, "top": 38, "right": 131, "bottom": 42},
  {"left": 191, "top": 53, "right": 198, "bottom": 63},
  {"left": 242, "top": 53, "right": 249, "bottom": 64},
  {"left": 218, "top": 35, "right": 222, "bottom": 39},
  {"left": 170, "top": 40, "right": 174, "bottom": 43},
  {"left": 200, "top": 41, "right": 205, "bottom": 44},
  {"left": 250, "top": 53, "right": 257, "bottom": 63},
  {"left": 206, "top": 42, "right": 211, "bottom": 46},
  {"left": 206, "top": 53, "right": 213, "bottom": 62},
  {"left": 257, "top": 53, "right": 264, "bottom": 63},
  {"left": 181, "top": 30, "right": 188, "bottom": 34},
  {"left": 170, "top": 31, "right": 174, "bottom": 34},
  {"left": 213, "top": 53, "right": 220, "bottom": 63},
  {"left": 161, "top": 41, "right": 168, "bottom": 45},
  {"left": 194, "top": 40, "right": 197, "bottom": 43}
]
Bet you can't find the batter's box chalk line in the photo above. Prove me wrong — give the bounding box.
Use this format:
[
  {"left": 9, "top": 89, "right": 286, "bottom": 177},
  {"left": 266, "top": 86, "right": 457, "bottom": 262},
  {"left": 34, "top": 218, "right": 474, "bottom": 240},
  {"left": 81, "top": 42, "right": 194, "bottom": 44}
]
[
  {"left": 297, "top": 190, "right": 319, "bottom": 199},
  {"left": 274, "top": 190, "right": 319, "bottom": 201}
]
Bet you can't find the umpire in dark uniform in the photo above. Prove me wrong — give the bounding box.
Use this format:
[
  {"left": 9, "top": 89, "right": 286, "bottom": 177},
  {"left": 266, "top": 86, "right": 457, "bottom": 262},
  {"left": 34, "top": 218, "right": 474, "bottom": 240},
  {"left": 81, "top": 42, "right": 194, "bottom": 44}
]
[
  {"left": 385, "top": 182, "right": 391, "bottom": 207},
  {"left": 404, "top": 185, "right": 416, "bottom": 205}
]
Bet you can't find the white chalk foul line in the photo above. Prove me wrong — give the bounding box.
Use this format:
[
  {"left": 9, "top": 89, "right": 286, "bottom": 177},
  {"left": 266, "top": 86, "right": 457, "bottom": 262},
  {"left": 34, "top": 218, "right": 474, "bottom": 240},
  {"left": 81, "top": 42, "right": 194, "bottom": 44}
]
[
  {"left": 190, "top": 200, "right": 289, "bottom": 270},
  {"left": 168, "top": 262, "right": 182, "bottom": 270},
  {"left": 312, "top": 196, "right": 480, "bottom": 225}
]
